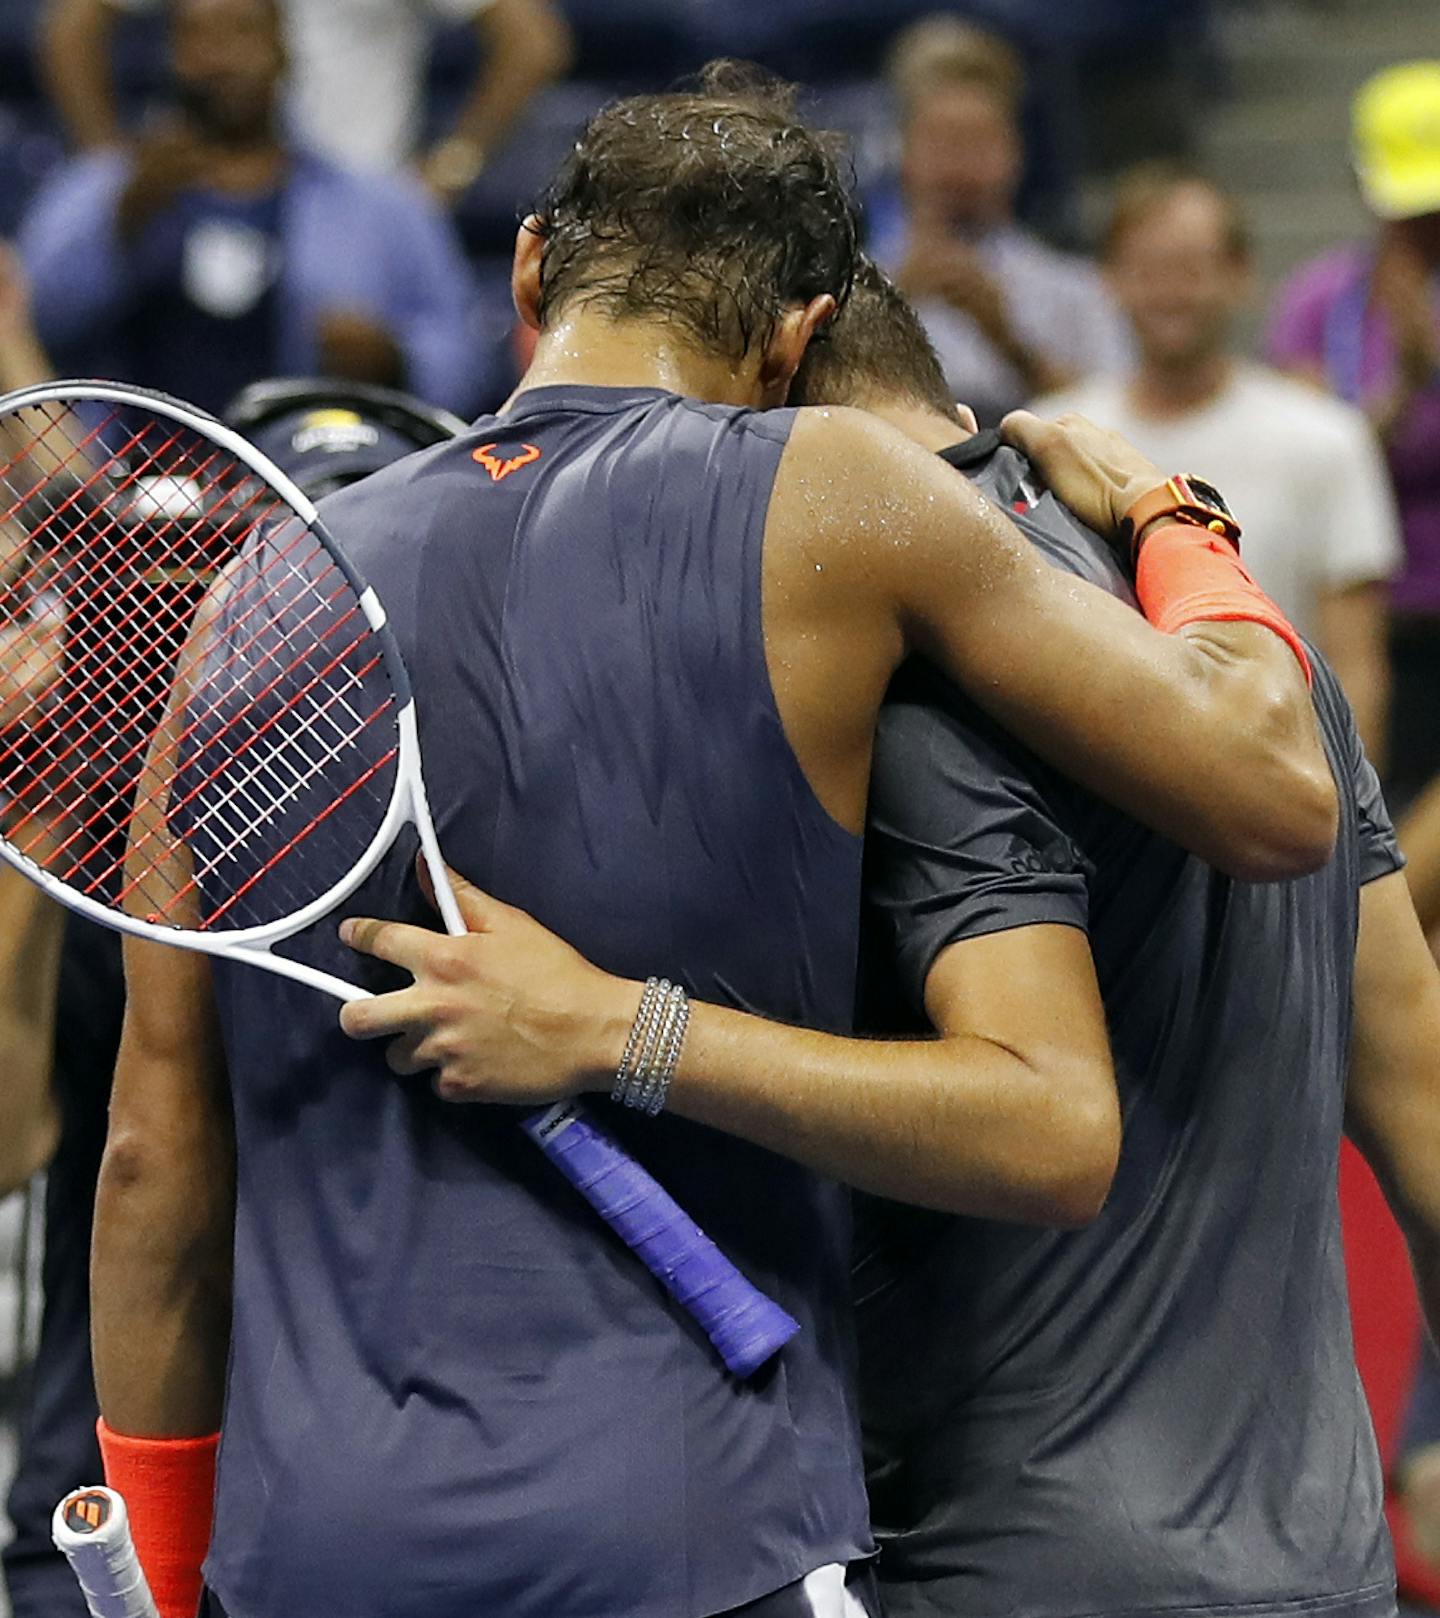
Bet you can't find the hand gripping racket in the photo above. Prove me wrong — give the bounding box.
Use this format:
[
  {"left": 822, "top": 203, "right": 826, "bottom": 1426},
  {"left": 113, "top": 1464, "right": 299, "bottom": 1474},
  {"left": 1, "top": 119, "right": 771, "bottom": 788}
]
[
  {"left": 0, "top": 380, "right": 797, "bottom": 1378},
  {"left": 52, "top": 1488, "right": 159, "bottom": 1618}
]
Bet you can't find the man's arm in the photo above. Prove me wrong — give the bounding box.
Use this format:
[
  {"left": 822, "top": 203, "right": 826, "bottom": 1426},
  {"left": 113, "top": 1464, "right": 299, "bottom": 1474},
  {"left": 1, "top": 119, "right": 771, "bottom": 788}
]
[
  {"left": 339, "top": 873, "right": 1120, "bottom": 1224},
  {"left": 1402, "top": 779, "right": 1440, "bottom": 939},
  {"left": 420, "top": 0, "right": 573, "bottom": 206},
  {"left": 1316, "top": 582, "right": 1390, "bottom": 769},
  {"left": 770, "top": 407, "right": 1337, "bottom": 881},
  {"left": 93, "top": 936, "right": 233, "bottom": 1436},
  {"left": 93, "top": 592, "right": 235, "bottom": 1436},
  {"left": 90, "top": 932, "right": 231, "bottom": 1618},
  {"left": 40, "top": 0, "right": 125, "bottom": 152},
  {"left": 1344, "top": 869, "right": 1440, "bottom": 1341},
  {"left": 669, "top": 923, "right": 1118, "bottom": 1222}
]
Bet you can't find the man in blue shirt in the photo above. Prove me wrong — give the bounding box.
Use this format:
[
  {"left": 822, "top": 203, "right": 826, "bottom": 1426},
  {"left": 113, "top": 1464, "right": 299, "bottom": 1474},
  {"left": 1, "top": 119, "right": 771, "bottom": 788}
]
[{"left": 19, "top": 0, "right": 487, "bottom": 416}]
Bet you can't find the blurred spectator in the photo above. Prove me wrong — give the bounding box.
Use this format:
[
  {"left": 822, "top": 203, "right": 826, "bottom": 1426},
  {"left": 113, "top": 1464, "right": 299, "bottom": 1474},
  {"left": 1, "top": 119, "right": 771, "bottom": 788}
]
[
  {"left": 1040, "top": 166, "right": 1400, "bottom": 763},
  {"left": 0, "top": 254, "right": 102, "bottom": 1618},
  {"left": 0, "top": 248, "right": 54, "bottom": 394},
  {"left": 870, "top": 14, "right": 1128, "bottom": 425},
  {"left": 41, "top": 0, "right": 572, "bottom": 203},
  {"left": 18, "top": 0, "right": 486, "bottom": 417},
  {"left": 1266, "top": 62, "right": 1440, "bottom": 806},
  {"left": 0, "top": 245, "right": 63, "bottom": 1205},
  {"left": 1, "top": 916, "right": 119, "bottom": 1618}
]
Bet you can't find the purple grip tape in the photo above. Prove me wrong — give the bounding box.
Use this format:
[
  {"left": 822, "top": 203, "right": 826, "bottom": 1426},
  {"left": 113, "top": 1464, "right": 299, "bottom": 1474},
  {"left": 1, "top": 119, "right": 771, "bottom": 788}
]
[{"left": 520, "top": 1102, "right": 800, "bottom": 1378}]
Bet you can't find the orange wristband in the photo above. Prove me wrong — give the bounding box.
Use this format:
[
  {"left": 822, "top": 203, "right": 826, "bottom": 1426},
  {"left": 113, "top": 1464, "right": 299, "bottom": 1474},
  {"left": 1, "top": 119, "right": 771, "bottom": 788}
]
[
  {"left": 1135, "top": 523, "right": 1312, "bottom": 687},
  {"left": 97, "top": 1419, "right": 218, "bottom": 1618}
]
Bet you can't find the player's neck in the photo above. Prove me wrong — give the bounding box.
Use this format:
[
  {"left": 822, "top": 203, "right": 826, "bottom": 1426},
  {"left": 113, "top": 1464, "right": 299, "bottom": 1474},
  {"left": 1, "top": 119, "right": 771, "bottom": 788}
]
[
  {"left": 1127, "top": 353, "right": 1234, "bottom": 422},
  {"left": 509, "top": 310, "right": 768, "bottom": 410},
  {"left": 863, "top": 399, "right": 974, "bottom": 456}
]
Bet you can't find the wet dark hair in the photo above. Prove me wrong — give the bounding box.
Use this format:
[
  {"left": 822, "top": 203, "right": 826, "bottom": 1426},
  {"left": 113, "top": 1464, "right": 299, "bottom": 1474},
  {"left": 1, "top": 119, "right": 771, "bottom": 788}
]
[
  {"left": 531, "top": 60, "right": 860, "bottom": 359},
  {"left": 789, "top": 258, "right": 960, "bottom": 420}
]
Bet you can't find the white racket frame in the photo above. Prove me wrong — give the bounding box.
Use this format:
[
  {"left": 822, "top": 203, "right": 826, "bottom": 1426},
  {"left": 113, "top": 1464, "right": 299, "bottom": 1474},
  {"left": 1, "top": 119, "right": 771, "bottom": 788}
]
[{"left": 0, "top": 380, "right": 465, "bottom": 1002}]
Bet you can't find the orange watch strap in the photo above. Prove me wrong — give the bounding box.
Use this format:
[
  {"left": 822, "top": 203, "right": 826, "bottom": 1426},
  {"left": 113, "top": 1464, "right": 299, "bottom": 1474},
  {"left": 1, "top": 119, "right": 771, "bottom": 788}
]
[{"left": 1121, "top": 478, "right": 1241, "bottom": 560}]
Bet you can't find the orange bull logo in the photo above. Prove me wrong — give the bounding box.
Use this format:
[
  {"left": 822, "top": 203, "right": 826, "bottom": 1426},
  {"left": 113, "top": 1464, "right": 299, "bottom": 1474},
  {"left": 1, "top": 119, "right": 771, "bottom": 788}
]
[{"left": 472, "top": 443, "right": 542, "bottom": 483}]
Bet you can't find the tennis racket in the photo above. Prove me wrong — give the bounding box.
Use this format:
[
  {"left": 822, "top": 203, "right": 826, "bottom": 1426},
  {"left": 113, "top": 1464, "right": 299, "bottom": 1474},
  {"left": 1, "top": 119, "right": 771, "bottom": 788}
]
[
  {"left": 0, "top": 380, "right": 797, "bottom": 1379},
  {"left": 52, "top": 1488, "right": 159, "bottom": 1618}
]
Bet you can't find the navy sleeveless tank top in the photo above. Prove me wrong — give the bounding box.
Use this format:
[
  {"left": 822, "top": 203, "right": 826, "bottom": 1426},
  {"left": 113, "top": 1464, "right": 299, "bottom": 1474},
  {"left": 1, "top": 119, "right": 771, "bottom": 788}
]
[{"left": 201, "top": 386, "right": 871, "bottom": 1617}]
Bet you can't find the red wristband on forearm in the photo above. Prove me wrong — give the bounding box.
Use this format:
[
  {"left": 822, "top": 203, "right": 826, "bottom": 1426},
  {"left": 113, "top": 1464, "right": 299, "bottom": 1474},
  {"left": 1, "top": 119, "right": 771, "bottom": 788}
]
[
  {"left": 1134, "top": 524, "right": 1312, "bottom": 687},
  {"left": 97, "top": 1418, "right": 218, "bottom": 1618}
]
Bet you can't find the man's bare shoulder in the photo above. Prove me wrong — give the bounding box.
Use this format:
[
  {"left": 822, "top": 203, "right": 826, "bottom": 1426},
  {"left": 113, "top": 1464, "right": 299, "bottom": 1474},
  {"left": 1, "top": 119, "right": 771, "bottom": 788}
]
[
  {"left": 776, "top": 406, "right": 995, "bottom": 561},
  {"left": 782, "top": 402, "right": 934, "bottom": 477},
  {"left": 771, "top": 405, "right": 1022, "bottom": 611}
]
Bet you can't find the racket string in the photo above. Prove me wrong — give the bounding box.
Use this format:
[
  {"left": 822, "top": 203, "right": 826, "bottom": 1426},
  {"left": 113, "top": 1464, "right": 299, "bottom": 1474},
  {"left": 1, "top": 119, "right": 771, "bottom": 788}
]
[
  {"left": 134, "top": 541, "right": 398, "bottom": 925},
  {"left": 0, "top": 397, "right": 401, "bottom": 932},
  {"left": 0, "top": 424, "right": 216, "bottom": 854},
  {"left": 0, "top": 425, "right": 275, "bottom": 864},
  {"left": 0, "top": 421, "right": 233, "bottom": 753},
  {"left": 117, "top": 548, "right": 390, "bottom": 887},
  {"left": 0, "top": 431, "right": 266, "bottom": 775},
  {"left": 116, "top": 629, "right": 391, "bottom": 908}
]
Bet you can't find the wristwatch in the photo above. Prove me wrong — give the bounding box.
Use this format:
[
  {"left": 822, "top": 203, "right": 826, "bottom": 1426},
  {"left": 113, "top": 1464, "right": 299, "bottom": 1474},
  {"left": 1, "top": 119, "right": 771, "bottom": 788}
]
[{"left": 1119, "top": 474, "right": 1242, "bottom": 560}]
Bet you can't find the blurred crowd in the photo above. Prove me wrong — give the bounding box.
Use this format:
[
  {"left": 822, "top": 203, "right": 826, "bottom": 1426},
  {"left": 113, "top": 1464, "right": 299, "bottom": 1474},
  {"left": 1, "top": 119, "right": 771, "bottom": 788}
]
[
  {"left": 0, "top": 0, "right": 1229, "bottom": 415},
  {"left": 5, "top": 0, "right": 1440, "bottom": 1612},
  {"left": 2, "top": 0, "right": 1410, "bottom": 710}
]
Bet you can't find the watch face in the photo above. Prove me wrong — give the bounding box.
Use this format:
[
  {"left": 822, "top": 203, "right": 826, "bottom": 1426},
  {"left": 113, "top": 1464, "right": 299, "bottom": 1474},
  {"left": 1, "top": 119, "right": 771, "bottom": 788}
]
[{"left": 1181, "top": 475, "right": 1233, "bottom": 519}]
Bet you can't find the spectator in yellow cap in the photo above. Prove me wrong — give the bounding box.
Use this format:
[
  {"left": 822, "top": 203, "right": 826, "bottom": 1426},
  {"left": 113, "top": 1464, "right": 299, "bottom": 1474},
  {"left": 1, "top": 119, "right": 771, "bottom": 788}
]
[{"left": 1266, "top": 61, "right": 1440, "bottom": 810}]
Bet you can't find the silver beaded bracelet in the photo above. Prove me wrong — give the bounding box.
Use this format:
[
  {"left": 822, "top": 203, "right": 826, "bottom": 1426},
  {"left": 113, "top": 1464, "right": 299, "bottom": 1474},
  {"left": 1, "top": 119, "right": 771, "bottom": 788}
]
[{"left": 612, "top": 976, "right": 690, "bottom": 1116}]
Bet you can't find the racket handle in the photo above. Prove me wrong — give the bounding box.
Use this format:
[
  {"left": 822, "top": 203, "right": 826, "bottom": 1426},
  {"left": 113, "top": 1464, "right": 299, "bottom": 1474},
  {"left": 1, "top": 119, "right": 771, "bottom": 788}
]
[
  {"left": 521, "top": 1103, "right": 800, "bottom": 1378},
  {"left": 52, "top": 1488, "right": 161, "bottom": 1618}
]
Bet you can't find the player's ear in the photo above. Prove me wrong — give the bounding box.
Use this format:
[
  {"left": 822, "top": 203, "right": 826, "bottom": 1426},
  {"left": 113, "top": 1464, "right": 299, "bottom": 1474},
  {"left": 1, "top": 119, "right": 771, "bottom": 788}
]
[
  {"left": 759, "top": 294, "right": 837, "bottom": 409},
  {"left": 512, "top": 217, "right": 546, "bottom": 333}
]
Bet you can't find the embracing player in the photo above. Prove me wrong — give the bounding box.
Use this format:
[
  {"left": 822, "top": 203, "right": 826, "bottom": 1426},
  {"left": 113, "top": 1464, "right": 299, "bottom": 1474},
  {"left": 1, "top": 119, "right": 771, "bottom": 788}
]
[
  {"left": 801, "top": 268, "right": 1432, "bottom": 1618},
  {"left": 360, "top": 266, "right": 1440, "bottom": 1618},
  {"left": 94, "top": 69, "right": 1334, "bottom": 1618}
]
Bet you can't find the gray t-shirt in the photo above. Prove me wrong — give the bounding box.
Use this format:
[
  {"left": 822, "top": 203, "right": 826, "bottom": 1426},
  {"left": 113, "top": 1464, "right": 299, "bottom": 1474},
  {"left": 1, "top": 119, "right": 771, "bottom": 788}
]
[{"left": 856, "top": 435, "right": 1403, "bottom": 1618}]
